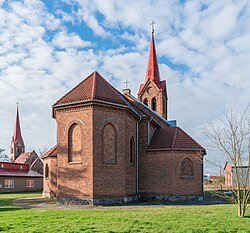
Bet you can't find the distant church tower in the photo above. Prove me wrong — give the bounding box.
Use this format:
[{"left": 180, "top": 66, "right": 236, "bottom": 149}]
[
  {"left": 10, "top": 105, "right": 25, "bottom": 161},
  {"left": 138, "top": 28, "right": 168, "bottom": 119}
]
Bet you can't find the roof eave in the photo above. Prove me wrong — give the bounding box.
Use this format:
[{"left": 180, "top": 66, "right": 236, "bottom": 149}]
[
  {"left": 147, "top": 148, "right": 206, "bottom": 153},
  {"left": 52, "top": 99, "right": 141, "bottom": 120}
]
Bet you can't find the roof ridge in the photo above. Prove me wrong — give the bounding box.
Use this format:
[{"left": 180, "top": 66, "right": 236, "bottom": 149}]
[
  {"left": 54, "top": 72, "right": 95, "bottom": 106},
  {"left": 125, "top": 94, "right": 171, "bottom": 126},
  {"left": 97, "top": 72, "right": 129, "bottom": 105},
  {"left": 171, "top": 127, "right": 178, "bottom": 148},
  {"left": 92, "top": 71, "right": 97, "bottom": 99}
]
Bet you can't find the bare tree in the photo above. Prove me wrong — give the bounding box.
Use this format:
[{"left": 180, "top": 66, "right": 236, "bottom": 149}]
[
  {"left": 0, "top": 148, "right": 10, "bottom": 162},
  {"left": 204, "top": 105, "right": 250, "bottom": 217}
]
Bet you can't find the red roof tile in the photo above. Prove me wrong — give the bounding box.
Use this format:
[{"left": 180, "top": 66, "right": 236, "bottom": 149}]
[
  {"left": 148, "top": 127, "right": 204, "bottom": 150},
  {"left": 54, "top": 71, "right": 129, "bottom": 107},
  {"left": 14, "top": 152, "right": 31, "bottom": 164}
]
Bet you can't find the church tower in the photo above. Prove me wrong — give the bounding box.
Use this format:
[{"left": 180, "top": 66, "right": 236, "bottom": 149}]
[
  {"left": 10, "top": 105, "right": 25, "bottom": 162},
  {"left": 138, "top": 29, "right": 168, "bottom": 119}
]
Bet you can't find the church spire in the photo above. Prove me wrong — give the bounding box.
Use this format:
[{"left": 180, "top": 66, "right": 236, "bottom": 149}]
[
  {"left": 10, "top": 104, "right": 25, "bottom": 161},
  {"left": 145, "top": 28, "right": 160, "bottom": 83},
  {"left": 13, "top": 104, "right": 24, "bottom": 144},
  {"left": 138, "top": 24, "right": 168, "bottom": 119}
]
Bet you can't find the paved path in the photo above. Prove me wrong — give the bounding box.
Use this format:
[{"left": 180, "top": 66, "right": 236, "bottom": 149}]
[{"left": 12, "top": 194, "right": 231, "bottom": 210}]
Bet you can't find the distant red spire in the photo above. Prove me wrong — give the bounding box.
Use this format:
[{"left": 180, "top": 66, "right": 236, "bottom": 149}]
[
  {"left": 145, "top": 31, "right": 160, "bottom": 83},
  {"left": 12, "top": 105, "right": 24, "bottom": 145}
]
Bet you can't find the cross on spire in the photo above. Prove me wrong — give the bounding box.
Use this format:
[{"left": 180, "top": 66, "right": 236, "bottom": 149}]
[
  {"left": 124, "top": 79, "right": 130, "bottom": 89},
  {"left": 150, "top": 21, "right": 156, "bottom": 33}
]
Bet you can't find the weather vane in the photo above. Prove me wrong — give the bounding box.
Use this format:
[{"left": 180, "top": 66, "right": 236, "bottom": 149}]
[
  {"left": 124, "top": 79, "right": 130, "bottom": 89},
  {"left": 150, "top": 20, "right": 156, "bottom": 33}
]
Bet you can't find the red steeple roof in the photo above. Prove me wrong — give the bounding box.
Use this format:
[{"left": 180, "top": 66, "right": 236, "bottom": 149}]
[
  {"left": 138, "top": 32, "right": 166, "bottom": 95},
  {"left": 145, "top": 31, "right": 160, "bottom": 83},
  {"left": 12, "top": 106, "right": 24, "bottom": 145}
]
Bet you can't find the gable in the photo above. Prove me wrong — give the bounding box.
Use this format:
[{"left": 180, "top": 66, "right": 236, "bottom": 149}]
[{"left": 138, "top": 78, "right": 160, "bottom": 96}]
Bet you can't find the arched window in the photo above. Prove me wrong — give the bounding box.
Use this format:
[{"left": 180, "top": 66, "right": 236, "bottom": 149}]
[
  {"left": 143, "top": 98, "right": 148, "bottom": 106},
  {"left": 152, "top": 97, "right": 156, "bottom": 111},
  {"left": 68, "top": 123, "right": 82, "bottom": 163},
  {"left": 180, "top": 158, "right": 194, "bottom": 178},
  {"left": 163, "top": 99, "right": 166, "bottom": 114},
  {"left": 45, "top": 164, "right": 49, "bottom": 179},
  {"left": 103, "top": 123, "right": 117, "bottom": 163},
  {"left": 130, "top": 136, "right": 135, "bottom": 165}
]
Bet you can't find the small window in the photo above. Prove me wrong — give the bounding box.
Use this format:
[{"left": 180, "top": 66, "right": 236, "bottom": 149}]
[
  {"left": 68, "top": 123, "right": 82, "bottom": 163},
  {"left": 27, "top": 180, "right": 35, "bottom": 187},
  {"left": 45, "top": 164, "right": 49, "bottom": 179},
  {"left": 5, "top": 179, "right": 14, "bottom": 189},
  {"left": 143, "top": 98, "right": 148, "bottom": 106},
  {"left": 163, "top": 99, "right": 166, "bottom": 114},
  {"left": 130, "top": 137, "right": 135, "bottom": 165},
  {"left": 152, "top": 97, "right": 156, "bottom": 111}
]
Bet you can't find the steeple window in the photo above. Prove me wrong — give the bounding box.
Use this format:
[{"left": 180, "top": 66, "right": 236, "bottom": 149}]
[
  {"left": 143, "top": 98, "right": 148, "bottom": 106},
  {"left": 152, "top": 97, "right": 156, "bottom": 111}
]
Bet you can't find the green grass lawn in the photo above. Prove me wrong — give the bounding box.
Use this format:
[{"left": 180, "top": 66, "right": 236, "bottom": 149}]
[{"left": 0, "top": 192, "right": 249, "bottom": 233}]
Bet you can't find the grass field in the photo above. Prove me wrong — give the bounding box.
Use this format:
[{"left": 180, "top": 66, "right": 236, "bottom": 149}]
[{"left": 0, "top": 192, "right": 249, "bottom": 233}]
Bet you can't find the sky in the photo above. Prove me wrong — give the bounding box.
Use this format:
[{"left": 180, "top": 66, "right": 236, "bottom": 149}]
[{"left": 0, "top": 0, "right": 249, "bottom": 174}]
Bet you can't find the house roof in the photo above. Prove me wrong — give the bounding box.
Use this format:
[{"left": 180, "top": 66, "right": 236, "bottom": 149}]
[
  {"left": 54, "top": 71, "right": 129, "bottom": 107},
  {"left": 41, "top": 145, "right": 57, "bottom": 159},
  {"left": 148, "top": 127, "right": 204, "bottom": 151},
  {"left": 14, "top": 152, "right": 31, "bottom": 164},
  {"left": 0, "top": 169, "right": 43, "bottom": 178}
]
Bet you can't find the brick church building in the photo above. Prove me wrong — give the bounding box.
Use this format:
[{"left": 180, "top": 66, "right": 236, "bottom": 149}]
[{"left": 42, "top": 31, "right": 206, "bottom": 204}]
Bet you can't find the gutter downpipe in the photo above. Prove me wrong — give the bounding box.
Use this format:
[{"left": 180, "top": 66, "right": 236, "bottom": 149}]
[
  {"left": 136, "top": 116, "right": 142, "bottom": 198},
  {"left": 148, "top": 117, "right": 153, "bottom": 145}
]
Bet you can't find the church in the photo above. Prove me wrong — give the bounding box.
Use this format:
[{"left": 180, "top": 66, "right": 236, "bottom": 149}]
[{"left": 42, "top": 31, "right": 206, "bottom": 204}]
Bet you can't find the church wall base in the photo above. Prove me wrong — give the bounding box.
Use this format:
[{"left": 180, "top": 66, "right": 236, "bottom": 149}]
[
  {"left": 140, "top": 195, "right": 204, "bottom": 202},
  {"left": 54, "top": 195, "right": 139, "bottom": 205}
]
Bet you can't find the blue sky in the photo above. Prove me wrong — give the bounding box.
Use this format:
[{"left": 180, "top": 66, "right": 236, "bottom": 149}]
[{"left": 0, "top": 0, "right": 250, "bottom": 174}]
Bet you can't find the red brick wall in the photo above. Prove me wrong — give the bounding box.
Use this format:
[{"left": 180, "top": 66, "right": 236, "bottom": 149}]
[
  {"left": 139, "top": 150, "right": 203, "bottom": 196},
  {"left": 55, "top": 105, "right": 93, "bottom": 199},
  {"left": 43, "top": 156, "right": 57, "bottom": 197},
  {"left": 92, "top": 105, "right": 137, "bottom": 198}
]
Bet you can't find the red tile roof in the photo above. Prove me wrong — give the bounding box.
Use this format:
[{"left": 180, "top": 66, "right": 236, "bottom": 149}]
[
  {"left": 0, "top": 169, "right": 43, "bottom": 177},
  {"left": 41, "top": 145, "right": 57, "bottom": 159},
  {"left": 54, "top": 71, "right": 129, "bottom": 107},
  {"left": 14, "top": 152, "right": 32, "bottom": 164},
  {"left": 148, "top": 127, "right": 204, "bottom": 150}
]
